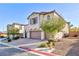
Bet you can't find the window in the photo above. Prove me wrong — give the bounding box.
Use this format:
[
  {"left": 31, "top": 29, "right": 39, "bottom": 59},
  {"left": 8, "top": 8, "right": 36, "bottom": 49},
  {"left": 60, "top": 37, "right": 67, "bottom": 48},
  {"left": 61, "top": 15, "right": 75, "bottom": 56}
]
[
  {"left": 30, "top": 19, "right": 32, "bottom": 24},
  {"left": 47, "top": 15, "right": 50, "bottom": 20},
  {"left": 30, "top": 17, "right": 38, "bottom": 24}
]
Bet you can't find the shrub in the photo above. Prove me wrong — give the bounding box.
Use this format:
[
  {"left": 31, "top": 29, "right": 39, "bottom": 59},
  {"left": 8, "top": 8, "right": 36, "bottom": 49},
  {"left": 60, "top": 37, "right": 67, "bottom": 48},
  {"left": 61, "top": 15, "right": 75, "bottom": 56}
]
[
  {"left": 38, "top": 43, "right": 47, "bottom": 48},
  {"left": 46, "top": 39, "right": 56, "bottom": 48},
  {"left": 7, "top": 38, "right": 12, "bottom": 42},
  {"left": 73, "top": 35, "right": 78, "bottom": 37},
  {"left": 13, "top": 36, "right": 19, "bottom": 40},
  {"left": 38, "top": 40, "right": 56, "bottom": 48}
]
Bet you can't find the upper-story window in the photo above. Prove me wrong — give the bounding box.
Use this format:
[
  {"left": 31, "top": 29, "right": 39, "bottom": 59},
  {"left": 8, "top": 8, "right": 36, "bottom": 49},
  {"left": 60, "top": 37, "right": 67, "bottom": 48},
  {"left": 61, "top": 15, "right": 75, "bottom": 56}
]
[
  {"left": 30, "top": 17, "right": 38, "bottom": 24},
  {"left": 47, "top": 15, "right": 50, "bottom": 20}
]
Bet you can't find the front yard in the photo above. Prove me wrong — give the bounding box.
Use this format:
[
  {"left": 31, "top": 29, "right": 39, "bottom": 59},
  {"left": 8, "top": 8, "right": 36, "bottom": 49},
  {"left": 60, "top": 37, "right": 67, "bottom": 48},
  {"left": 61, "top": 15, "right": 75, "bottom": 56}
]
[{"left": 53, "top": 37, "right": 79, "bottom": 56}]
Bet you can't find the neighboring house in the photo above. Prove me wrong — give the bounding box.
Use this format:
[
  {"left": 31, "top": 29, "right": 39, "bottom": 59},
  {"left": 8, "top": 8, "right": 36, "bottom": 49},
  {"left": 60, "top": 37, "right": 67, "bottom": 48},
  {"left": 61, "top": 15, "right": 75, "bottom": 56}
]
[
  {"left": 25, "top": 10, "right": 69, "bottom": 40},
  {"left": 0, "top": 32, "right": 7, "bottom": 38},
  {"left": 7, "top": 23, "right": 27, "bottom": 38}
]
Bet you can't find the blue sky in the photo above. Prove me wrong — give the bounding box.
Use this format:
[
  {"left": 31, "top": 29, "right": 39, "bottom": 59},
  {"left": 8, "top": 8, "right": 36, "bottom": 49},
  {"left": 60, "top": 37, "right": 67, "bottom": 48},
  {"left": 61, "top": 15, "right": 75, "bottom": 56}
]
[{"left": 0, "top": 3, "right": 79, "bottom": 31}]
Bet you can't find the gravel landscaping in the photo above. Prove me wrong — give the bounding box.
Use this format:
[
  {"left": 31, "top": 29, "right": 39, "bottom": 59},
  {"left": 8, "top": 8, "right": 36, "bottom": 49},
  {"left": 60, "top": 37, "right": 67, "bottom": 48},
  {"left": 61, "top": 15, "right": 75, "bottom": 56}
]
[{"left": 53, "top": 38, "right": 79, "bottom": 56}]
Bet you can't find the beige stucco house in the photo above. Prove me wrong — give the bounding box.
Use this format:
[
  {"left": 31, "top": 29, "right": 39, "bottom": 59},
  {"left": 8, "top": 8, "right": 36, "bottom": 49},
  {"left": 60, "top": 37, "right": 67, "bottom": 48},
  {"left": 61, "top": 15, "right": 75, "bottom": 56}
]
[
  {"left": 7, "top": 23, "right": 27, "bottom": 38},
  {"left": 25, "top": 10, "right": 69, "bottom": 40}
]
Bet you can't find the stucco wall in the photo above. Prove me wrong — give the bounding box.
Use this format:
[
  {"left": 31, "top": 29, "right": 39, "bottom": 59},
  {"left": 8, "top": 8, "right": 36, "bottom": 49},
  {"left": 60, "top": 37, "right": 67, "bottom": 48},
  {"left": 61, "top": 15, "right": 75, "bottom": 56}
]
[
  {"left": 28, "top": 14, "right": 40, "bottom": 26},
  {"left": 61, "top": 23, "right": 69, "bottom": 35},
  {"left": 28, "top": 14, "right": 40, "bottom": 31},
  {"left": 14, "top": 25, "right": 20, "bottom": 29},
  {"left": 39, "top": 13, "right": 54, "bottom": 24}
]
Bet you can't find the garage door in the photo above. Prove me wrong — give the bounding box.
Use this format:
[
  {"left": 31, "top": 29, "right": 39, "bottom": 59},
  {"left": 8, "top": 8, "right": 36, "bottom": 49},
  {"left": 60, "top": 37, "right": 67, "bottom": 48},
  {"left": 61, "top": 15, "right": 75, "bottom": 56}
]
[{"left": 30, "top": 31, "right": 41, "bottom": 39}]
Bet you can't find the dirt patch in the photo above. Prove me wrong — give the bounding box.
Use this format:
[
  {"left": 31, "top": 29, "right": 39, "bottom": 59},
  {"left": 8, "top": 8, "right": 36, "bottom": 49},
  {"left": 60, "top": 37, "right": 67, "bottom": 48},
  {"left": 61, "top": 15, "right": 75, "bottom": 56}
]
[{"left": 53, "top": 38, "right": 79, "bottom": 56}]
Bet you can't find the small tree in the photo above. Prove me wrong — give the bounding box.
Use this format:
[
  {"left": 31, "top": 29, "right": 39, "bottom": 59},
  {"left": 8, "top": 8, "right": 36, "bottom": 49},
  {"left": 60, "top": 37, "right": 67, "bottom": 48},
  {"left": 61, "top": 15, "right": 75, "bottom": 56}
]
[
  {"left": 8, "top": 27, "right": 19, "bottom": 39},
  {"left": 40, "top": 18, "right": 65, "bottom": 48}
]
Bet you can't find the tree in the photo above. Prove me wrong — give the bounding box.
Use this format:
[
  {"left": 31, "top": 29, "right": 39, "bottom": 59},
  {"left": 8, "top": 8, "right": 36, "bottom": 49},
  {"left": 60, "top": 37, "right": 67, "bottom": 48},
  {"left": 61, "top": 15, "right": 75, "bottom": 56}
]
[
  {"left": 8, "top": 26, "right": 19, "bottom": 39},
  {"left": 40, "top": 18, "right": 65, "bottom": 48}
]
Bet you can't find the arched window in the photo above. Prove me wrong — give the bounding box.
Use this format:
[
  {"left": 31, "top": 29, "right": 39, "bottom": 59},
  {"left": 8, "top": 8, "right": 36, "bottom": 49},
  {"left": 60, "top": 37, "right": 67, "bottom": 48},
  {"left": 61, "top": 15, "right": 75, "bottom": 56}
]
[{"left": 47, "top": 15, "right": 50, "bottom": 20}]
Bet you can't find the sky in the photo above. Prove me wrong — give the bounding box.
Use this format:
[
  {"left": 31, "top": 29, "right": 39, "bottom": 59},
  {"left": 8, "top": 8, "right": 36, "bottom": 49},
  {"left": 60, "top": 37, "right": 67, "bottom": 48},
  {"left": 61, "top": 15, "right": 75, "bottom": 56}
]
[{"left": 0, "top": 3, "right": 79, "bottom": 31}]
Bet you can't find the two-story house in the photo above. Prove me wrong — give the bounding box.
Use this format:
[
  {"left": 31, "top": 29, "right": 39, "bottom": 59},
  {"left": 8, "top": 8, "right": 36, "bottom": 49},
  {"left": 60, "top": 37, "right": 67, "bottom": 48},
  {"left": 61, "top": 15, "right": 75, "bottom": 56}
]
[
  {"left": 25, "top": 10, "right": 69, "bottom": 40},
  {"left": 7, "top": 23, "right": 27, "bottom": 38}
]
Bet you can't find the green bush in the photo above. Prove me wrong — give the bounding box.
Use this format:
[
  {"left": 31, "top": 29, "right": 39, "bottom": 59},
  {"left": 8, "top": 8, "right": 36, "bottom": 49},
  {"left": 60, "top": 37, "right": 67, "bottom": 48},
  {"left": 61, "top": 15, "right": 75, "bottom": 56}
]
[
  {"left": 38, "top": 43, "right": 47, "bottom": 48},
  {"left": 13, "top": 36, "right": 19, "bottom": 40},
  {"left": 47, "top": 39, "right": 56, "bottom": 47},
  {"left": 38, "top": 40, "right": 56, "bottom": 48}
]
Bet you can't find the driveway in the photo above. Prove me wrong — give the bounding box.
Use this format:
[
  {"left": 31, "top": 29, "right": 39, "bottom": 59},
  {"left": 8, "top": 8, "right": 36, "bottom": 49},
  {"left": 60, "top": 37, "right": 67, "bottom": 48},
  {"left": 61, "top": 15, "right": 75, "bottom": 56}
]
[
  {"left": 7, "top": 38, "right": 43, "bottom": 46},
  {"left": 5, "top": 38, "right": 46, "bottom": 49}
]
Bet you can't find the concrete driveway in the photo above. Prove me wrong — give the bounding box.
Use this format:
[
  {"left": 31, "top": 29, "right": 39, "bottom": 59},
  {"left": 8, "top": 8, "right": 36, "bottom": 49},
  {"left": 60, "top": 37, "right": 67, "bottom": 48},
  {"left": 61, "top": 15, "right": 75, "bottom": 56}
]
[{"left": 7, "top": 38, "right": 45, "bottom": 47}]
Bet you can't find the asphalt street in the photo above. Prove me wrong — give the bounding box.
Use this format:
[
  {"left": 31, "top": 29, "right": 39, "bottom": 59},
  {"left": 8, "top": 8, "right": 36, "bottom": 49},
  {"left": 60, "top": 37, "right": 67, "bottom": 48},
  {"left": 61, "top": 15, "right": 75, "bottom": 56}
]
[{"left": 0, "top": 43, "right": 28, "bottom": 56}]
